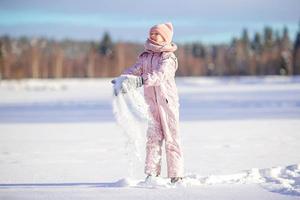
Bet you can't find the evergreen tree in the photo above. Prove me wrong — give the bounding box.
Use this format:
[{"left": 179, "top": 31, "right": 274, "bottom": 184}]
[
  {"left": 230, "top": 37, "right": 237, "bottom": 46},
  {"left": 281, "top": 26, "right": 291, "bottom": 50},
  {"left": 241, "top": 28, "right": 251, "bottom": 57},
  {"left": 293, "top": 22, "right": 300, "bottom": 75},
  {"left": 99, "top": 32, "right": 113, "bottom": 56},
  {"left": 192, "top": 42, "right": 205, "bottom": 58},
  {"left": 251, "top": 32, "right": 262, "bottom": 53},
  {"left": 242, "top": 28, "right": 250, "bottom": 47},
  {"left": 0, "top": 41, "right": 2, "bottom": 59},
  {"left": 264, "top": 26, "right": 274, "bottom": 48},
  {"left": 283, "top": 26, "right": 289, "bottom": 40},
  {"left": 275, "top": 30, "right": 281, "bottom": 44}
]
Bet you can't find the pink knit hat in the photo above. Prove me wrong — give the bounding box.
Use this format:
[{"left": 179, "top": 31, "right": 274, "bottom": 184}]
[{"left": 149, "top": 22, "right": 174, "bottom": 44}]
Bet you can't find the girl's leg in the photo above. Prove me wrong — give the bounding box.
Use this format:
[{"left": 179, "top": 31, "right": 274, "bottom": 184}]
[
  {"left": 160, "top": 104, "right": 184, "bottom": 178},
  {"left": 144, "top": 105, "right": 164, "bottom": 176},
  {"left": 144, "top": 136, "right": 163, "bottom": 176}
]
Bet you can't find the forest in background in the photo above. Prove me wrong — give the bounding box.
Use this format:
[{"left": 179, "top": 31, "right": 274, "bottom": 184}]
[{"left": 1, "top": 25, "right": 300, "bottom": 79}]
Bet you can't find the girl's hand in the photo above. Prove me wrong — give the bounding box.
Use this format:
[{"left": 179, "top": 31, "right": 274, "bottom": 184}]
[
  {"left": 111, "top": 75, "right": 143, "bottom": 96},
  {"left": 111, "top": 76, "right": 127, "bottom": 96}
]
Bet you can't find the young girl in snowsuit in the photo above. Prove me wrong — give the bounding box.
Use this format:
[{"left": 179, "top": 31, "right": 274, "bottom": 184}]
[{"left": 114, "top": 22, "right": 184, "bottom": 183}]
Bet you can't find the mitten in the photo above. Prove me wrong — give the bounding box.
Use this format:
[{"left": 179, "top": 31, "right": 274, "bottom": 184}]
[{"left": 111, "top": 75, "right": 143, "bottom": 96}]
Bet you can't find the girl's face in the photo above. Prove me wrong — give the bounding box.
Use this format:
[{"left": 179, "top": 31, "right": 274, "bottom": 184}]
[{"left": 150, "top": 31, "right": 165, "bottom": 43}]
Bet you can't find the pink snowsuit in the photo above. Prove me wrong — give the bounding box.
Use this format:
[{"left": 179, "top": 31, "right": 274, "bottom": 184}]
[{"left": 123, "top": 45, "right": 184, "bottom": 178}]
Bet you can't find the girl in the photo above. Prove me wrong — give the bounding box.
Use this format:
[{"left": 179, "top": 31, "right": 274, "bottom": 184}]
[{"left": 113, "top": 22, "right": 184, "bottom": 183}]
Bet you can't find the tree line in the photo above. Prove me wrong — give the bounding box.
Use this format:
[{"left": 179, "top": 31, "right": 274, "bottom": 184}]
[{"left": 1, "top": 26, "right": 300, "bottom": 79}]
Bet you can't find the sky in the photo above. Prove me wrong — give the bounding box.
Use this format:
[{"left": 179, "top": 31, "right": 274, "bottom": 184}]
[{"left": 0, "top": 0, "right": 299, "bottom": 44}]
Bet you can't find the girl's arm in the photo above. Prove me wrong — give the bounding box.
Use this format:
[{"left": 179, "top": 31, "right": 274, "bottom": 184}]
[
  {"left": 122, "top": 55, "right": 144, "bottom": 76},
  {"left": 143, "top": 55, "right": 177, "bottom": 86}
]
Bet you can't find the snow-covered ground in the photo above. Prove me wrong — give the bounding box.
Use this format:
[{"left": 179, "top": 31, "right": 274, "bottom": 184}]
[{"left": 0, "top": 76, "right": 300, "bottom": 199}]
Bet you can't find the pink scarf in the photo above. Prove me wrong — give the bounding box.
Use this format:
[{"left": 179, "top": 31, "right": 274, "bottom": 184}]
[{"left": 144, "top": 38, "right": 177, "bottom": 53}]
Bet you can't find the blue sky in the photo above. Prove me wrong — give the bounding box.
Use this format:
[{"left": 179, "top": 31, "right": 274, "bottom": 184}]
[{"left": 0, "top": 0, "right": 299, "bottom": 44}]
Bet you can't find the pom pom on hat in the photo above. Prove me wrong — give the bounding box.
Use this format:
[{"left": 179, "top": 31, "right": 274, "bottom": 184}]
[{"left": 165, "top": 22, "right": 173, "bottom": 32}]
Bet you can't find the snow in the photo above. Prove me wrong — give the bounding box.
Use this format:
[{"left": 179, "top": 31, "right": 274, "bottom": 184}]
[
  {"left": 112, "top": 76, "right": 151, "bottom": 176},
  {"left": 0, "top": 76, "right": 300, "bottom": 199}
]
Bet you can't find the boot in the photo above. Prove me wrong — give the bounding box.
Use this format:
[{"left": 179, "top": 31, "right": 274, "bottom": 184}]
[
  {"left": 145, "top": 173, "right": 159, "bottom": 182},
  {"left": 170, "top": 177, "right": 183, "bottom": 183}
]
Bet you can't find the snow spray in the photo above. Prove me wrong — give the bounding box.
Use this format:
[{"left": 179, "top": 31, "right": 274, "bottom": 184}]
[{"left": 112, "top": 76, "right": 152, "bottom": 177}]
